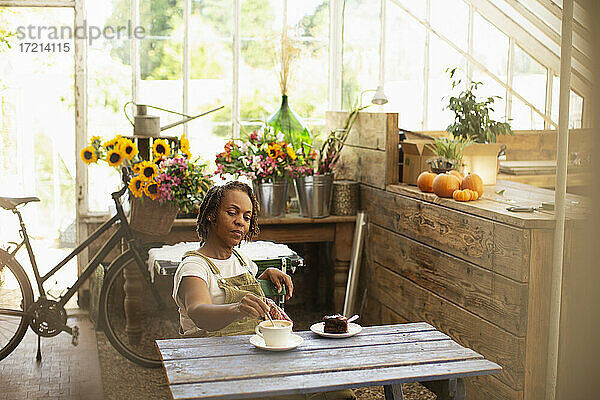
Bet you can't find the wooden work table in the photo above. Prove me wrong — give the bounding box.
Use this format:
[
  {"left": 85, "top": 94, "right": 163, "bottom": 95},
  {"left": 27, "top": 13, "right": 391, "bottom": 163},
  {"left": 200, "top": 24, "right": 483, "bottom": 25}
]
[
  {"left": 357, "top": 180, "right": 588, "bottom": 400},
  {"left": 165, "top": 214, "right": 357, "bottom": 312}
]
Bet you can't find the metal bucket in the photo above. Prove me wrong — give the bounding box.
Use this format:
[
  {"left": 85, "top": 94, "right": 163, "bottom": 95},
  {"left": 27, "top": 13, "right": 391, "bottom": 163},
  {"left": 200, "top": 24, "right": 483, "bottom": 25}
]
[
  {"left": 294, "top": 174, "right": 334, "bottom": 218},
  {"left": 253, "top": 179, "right": 289, "bottom": 218}
]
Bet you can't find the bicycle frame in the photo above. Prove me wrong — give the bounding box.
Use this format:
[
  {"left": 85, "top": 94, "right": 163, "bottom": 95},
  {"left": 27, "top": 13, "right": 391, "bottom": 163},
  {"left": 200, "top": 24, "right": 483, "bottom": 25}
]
[{"left": 7, "top": 179, "right": 147, "bottom": 309}]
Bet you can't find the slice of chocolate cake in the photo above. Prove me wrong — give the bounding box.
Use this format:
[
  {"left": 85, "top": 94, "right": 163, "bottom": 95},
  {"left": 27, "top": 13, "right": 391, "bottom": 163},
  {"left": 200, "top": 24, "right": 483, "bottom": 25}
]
[{"left": 323, "top": 314, "right": 349, "bottom": 333}]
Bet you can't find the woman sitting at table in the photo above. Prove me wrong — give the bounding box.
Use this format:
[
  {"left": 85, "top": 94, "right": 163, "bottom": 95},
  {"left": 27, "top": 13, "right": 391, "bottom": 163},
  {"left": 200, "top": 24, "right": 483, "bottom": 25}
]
[
  {"left": 172, "top": 181, "right": 292, "bottom": 337},
  {"left": 172, "top": 181, "right": 355, "bottom": 400}
]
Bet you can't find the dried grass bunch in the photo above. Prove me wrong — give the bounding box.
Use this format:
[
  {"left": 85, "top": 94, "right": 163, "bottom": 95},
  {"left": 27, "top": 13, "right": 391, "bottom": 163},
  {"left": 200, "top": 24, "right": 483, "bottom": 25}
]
[{"left": 277, "top": 28, "right": 301, "bottom": 95}]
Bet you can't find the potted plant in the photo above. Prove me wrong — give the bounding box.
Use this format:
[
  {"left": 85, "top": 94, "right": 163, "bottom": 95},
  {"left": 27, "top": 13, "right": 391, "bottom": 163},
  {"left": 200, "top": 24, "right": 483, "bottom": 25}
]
[
  {"left": 214, "top": 126, "right": 297, "bottom": 217},
  {"left": 446, "top": 68, "right": 513, "bottom": 184},
  {"left": 80, "top": 134, "right": 212, "bottom": 235},
  {"left": 425, "top": 137, "right": 471, "bottom": 174}
]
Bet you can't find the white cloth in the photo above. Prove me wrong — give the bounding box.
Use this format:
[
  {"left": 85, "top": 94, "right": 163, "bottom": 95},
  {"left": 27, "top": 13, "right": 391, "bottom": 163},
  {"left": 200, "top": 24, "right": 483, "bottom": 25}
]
[
  {"left": 147, "top": 240, "right": 297, "bottom": 282},
  {"left": 172, "top": 250, "right": 259, "bottom": 335}
]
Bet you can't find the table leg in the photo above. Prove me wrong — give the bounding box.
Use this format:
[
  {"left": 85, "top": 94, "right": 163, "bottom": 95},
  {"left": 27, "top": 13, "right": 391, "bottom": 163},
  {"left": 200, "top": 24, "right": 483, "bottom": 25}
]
[
  {"left": 333, "top": 222, "right": 354, "bottom": 313},
  {"left": 383, "top": 384, "right": 404, "bottom": 400},
  {"left": 421, "top": 378, "right": 466, "bottom": 400},
  {"left": 122, "top": 263, "right": 142, "bottom": 344}
]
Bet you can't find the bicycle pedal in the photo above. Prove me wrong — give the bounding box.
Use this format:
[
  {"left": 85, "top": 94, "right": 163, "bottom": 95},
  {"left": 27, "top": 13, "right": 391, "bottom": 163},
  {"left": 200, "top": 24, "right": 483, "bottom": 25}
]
[{"left": 71, "top": 326, "right": 79, "bottom": 346}]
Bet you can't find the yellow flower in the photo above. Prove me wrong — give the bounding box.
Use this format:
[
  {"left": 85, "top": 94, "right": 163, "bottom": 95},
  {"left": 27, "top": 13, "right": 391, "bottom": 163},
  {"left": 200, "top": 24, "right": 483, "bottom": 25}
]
[
  {"left": 286, "top": 145, "right": 297, "bottom": 160},
  {"left": 103, "top": 135, "right": 122, "bottom": 149},
  {"left": 90, "top": 136, "right": 102, "bottom": 146},
  {"left": 144, "top": 181, "right": 160, "bottom": 200},
  {"left": 267, "top": 143, "right": 283, "bottom": 159},
  {"left": 128, "top": 176, "right": 145, "bottom": 197},
  {"left": 138, "top": 161, "right": 158, "bottom": 181},
  {"left": 132, "top": 162, "right": 142, "bottom": 174},
  {"left": 182, "top": 147, "right": 192, "bottom": 159},
  {"left": 180, "top": 134, "right": 190, "bottom": 151},
  {"left": 118, "top": 138, "right": 138, "bottom": 160},
  {"left": 80, "top": 146, "right": 98, "bottom": 164},
  {"left": 152, "top": 138, "right": 170, "bottom": 157},
  {"left": 153, "top": 155, "right": 165, "bottom": 165},
  {"left": 107, "top": 149, "right": 125, "bottom": 167}
]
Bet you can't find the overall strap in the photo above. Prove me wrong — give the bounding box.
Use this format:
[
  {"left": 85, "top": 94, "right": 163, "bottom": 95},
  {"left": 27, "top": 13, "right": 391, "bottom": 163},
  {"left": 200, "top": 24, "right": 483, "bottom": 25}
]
[
  {"left": 231, "top": 249, "right": 246, "bottom": 266},
  {"left": 182, "top": 250, "right": 221, "bottom": 275}
]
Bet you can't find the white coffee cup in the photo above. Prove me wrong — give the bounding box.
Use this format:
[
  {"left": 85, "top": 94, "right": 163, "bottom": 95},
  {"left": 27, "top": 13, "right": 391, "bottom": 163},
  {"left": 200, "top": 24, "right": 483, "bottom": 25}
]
[{"left": 255, "top": 320, "right": 293, "bottom": 347}]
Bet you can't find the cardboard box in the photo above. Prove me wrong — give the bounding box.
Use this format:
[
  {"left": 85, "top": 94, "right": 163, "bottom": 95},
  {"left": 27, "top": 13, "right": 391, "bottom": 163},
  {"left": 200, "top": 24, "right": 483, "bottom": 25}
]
[{"left": 401, "top": 140, "right": 435, "bottom": 185}]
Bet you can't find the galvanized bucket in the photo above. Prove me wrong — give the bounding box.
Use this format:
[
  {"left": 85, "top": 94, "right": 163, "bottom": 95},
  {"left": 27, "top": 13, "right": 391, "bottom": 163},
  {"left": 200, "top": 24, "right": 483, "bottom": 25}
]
[
  {"left": 253, "top": 179, "right": 289, "bottom": 218},
  {"left": 294, "top": 173, "right": 334, "bottom": 218}
]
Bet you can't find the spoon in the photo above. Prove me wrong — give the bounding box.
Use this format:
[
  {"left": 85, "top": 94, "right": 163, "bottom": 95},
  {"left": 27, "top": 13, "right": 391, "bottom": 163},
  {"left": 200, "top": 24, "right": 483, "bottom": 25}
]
[
  {"left": 347, "top": 314, "right": 359, "bottom": 323},
  {"left": 265, "top": 305, "right": 275, "bottom": 327}
]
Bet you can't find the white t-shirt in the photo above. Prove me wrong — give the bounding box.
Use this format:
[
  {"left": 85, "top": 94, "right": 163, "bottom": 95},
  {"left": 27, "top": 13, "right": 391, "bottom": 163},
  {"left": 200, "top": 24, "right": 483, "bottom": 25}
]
[{"left": 172, "top": 250, "right": 259, "bottom": 335}]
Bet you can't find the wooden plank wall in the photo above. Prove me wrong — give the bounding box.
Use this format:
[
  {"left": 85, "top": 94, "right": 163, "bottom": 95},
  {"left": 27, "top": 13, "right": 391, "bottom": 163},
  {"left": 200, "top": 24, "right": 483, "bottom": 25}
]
[
  {"left": 325, "top": 111, "right": 398, "bottom": 189},
  {"left": 330, "top": 113, "right": 558, "bottom": 399}
]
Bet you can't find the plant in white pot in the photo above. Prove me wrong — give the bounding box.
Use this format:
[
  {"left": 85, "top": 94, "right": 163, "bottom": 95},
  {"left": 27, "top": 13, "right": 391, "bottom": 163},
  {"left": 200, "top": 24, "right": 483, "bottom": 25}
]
[{"left": 446, "top": 68, "right": 513, "bottom": 184}]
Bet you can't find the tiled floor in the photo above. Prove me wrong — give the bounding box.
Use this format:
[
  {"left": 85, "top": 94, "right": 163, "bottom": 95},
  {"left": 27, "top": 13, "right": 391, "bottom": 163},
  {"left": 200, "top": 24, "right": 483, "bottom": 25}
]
[{"left": 0, "top": 310, "right": 103, "bottom": 400}]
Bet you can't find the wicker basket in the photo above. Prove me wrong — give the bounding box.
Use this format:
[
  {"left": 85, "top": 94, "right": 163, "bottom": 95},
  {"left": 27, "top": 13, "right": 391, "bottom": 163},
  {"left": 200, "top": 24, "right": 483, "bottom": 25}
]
[{"left": 129, "top": 196, "right": 178, "bottom": 236}]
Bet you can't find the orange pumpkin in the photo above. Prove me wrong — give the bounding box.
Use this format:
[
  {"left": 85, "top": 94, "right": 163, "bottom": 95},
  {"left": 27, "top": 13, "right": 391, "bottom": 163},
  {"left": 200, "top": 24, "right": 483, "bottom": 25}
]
[
  {"left": 448, "top": 170, "right": 464, "bottom": 183},
  {"left": 432, "top": 173, "right": 460, "bottom": 198},
  {"left": 417, "top": 171, "right": 437, "bottom": 192},
  {"left": 461, "top": 173, "right": 484, "bottom": 197},
  {"left": 452, "top": 189, "right": 471, "bottom": 202},
  {"left": 467, "top": 189, "right": 479, "bottom": 200}
]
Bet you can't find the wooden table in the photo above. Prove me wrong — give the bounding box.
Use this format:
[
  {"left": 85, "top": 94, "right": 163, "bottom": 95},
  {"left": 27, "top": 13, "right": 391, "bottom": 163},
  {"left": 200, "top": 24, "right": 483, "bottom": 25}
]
[
  {"left": 165, "top": 214, "right": 357, "bottom": 312},
  {"left": 157, "top": 322, "right": 501, "bottom": 400}
]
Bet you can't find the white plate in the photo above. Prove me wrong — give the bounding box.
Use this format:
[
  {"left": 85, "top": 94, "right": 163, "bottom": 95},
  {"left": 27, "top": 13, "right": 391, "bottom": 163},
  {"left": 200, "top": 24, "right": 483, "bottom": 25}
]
[
  {"left": 250, "top": 333, "right": 303, "bottom": 351},
  {"left": 310, "top": 322, "right": 362, "bottom": 338}
]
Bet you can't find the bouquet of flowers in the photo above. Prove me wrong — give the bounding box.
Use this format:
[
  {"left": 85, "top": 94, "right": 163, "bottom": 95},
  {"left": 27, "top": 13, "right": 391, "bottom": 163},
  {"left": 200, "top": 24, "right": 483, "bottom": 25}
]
[
  {"left": 80, "top": 134, "right": 211, "bottom": 214},
  {"left": 215, "top": 126, "right": 298, "bottom": 183}
]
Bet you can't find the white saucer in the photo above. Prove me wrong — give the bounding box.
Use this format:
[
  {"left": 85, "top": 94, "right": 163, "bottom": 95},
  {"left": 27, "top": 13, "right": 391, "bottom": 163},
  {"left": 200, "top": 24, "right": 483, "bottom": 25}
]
[
  {"left": 310, "top": 322, "right": 362, "bottom": 338},
  {"left": 250, "top": 333, "right": 303, "bottom": 351}
]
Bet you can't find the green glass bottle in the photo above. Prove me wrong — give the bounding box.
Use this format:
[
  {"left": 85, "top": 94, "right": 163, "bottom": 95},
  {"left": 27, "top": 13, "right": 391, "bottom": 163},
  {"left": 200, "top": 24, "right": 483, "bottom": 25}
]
[{"left": 267, "top": 95, "right": 311, "bottom": 150}]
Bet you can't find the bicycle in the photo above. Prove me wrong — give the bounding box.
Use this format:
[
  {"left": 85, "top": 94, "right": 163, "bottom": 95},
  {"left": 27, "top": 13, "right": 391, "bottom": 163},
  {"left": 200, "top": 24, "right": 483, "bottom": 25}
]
[{"left": 0, "top": 168, "right": 180, "bottom": 368}]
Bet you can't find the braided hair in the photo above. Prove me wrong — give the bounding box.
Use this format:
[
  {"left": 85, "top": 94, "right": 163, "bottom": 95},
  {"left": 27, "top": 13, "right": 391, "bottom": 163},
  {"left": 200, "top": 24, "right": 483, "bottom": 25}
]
[{"left": 196, "top": 181, "right": 260, "bottom": 245}]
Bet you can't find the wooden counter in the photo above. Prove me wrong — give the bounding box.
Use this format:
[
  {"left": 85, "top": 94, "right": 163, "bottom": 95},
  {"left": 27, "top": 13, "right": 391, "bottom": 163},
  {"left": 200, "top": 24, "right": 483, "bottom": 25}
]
[{"left": 356, "top": 180, "right": 587, "bottom": 400}]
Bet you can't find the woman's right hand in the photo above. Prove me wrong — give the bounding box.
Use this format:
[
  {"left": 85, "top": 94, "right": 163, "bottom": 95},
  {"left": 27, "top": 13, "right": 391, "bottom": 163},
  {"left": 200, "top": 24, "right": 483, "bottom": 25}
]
[{"left": 235, "top": 293, "right": 270, "bottom": 319}]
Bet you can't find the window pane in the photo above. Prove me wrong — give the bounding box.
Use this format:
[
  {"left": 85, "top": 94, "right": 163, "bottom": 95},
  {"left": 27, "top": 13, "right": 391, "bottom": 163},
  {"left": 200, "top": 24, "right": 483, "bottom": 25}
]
[
  {"left": 391, "top": 0, "right": 426, "bottom": 20},
  {"left": 139, "top": 0, "right": 183, "bottom": 38},
  {"left": 342, "top": 0, "right": 379, "bottom": 110},
  {"left": 551, "top": 77, "right": 584, "bottom": 129},
  {"left": 431, "top": 0, "right": 468, "bottom": 51},
  {"left": 511, "top": 45, "right": 546, "bottom": 130},
  {"left": 427, "top": 36, "right": 466, "bottom": 130},
  {"left": 189, "top": 0, "right": 234, "bottom": 163},
  {"left": 385, "top": 3, "right": 425, "bottom": 129},
  {"left": 473, "top": 12, "right": 508, "bottom": 80},
  {"left": 1, "top": 8, "right": 75, "bottom": 240}
]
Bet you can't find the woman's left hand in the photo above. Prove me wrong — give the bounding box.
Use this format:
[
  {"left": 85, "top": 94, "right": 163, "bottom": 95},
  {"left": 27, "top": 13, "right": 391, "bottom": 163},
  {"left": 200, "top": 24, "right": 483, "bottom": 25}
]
[{"left": 258, "top": 268, "right": 294, "bottom": 300}]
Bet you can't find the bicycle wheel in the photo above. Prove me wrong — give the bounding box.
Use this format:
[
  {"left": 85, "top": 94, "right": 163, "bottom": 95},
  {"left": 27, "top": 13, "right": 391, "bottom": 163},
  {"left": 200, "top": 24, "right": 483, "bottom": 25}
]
[
  {"left": 0, "top": 250, "right": 34, "bottom": 361},
  {"left": 100, "top": 250, "right": 181, "bottom": 368}
]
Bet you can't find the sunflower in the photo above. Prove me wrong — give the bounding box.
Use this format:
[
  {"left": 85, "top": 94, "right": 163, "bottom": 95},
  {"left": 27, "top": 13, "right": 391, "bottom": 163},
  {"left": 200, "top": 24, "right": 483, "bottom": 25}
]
[
  {"left": 267, "top": 143, "right": 283, "bottom": 159},
  {"left": 181, "top": 147, "right": 192, "bottom": 159},
  {"left": 138, "top": 161, "right": 158, "bottom": 181},
  {"left": 128, "top": 176, "right": 145, "bottom": 197},
  {"left": 80, "top": 146, "right": 98, "bottom": 164},
  {"left": 153, "top": 155, "right": 165, "bottom": 165},
  {"left": 132, "top": 162, "right": 142, "bottom": 174},
  {"left": 180, "top": 134, "right": 190, "bottom": 152},
  {"left": 144, "top": 181, "right": 160, "bottom": 200},
  {"left": 89, "top": 136, "right": 102, "bottom": 146},
  {"left": 107, "top": 148, "right": 125, "bottom": 167},
  {"left": 118, "top": 139, "right": 138, "bottom": 160},
  {"left": 103, "top": 135, "right": 122, "bottom": 149},
  {"left": 152, "top": 138, "right": 171, "bottom": 158},
  {"left": 286, "top": 145, "right": 297, "bottom": 160}
]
